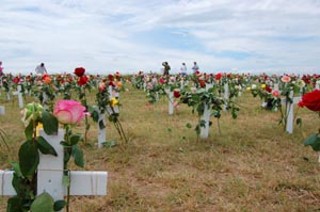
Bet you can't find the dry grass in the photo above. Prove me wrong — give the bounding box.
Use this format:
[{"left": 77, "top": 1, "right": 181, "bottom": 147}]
[{"left": 1, "top": 88, "right": 320, "bottom": 212}]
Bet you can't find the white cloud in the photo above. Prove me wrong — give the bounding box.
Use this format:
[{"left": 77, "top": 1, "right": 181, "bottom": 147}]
[{"left": 0, "top": 0, "right": 319, "bottom": 75}]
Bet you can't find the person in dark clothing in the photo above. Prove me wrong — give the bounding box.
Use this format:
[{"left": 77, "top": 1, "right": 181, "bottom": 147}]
[{"left": 162, "top": 62, "right": 171, "bottom": 76}]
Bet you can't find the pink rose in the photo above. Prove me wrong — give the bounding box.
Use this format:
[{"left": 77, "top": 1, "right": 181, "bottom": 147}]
[
  {"left": 281, "top": 75, "right": 291, "bottom": 83},
  {"left": 272, "top": 90, "right": 280, "bottom": 97},
  {"left": 98, "top": 82, "right": 106, "bottom": 92},
  {"left": 53, "top": 100, "right": 86, "bottom": 125}
]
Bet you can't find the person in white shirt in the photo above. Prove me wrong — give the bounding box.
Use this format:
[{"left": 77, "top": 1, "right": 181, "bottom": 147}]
[
  {"left": 35, "top": 63, "right": 47, "bottom": 75},
  {"left": 192, "top": 61, "right": 199, "bottom": 74},
  {"left": 180, "top": 62, "right": 187, "bottom": 76}
]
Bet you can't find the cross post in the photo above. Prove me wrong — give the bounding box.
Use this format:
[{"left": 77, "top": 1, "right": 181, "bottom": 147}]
[{"left": 0, "top": 129, "right": 107, "bottom": 209}]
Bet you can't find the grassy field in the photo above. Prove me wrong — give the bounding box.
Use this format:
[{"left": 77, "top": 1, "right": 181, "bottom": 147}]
[{"left": 0, "top": 87, "right": 320, "bottom": 211}]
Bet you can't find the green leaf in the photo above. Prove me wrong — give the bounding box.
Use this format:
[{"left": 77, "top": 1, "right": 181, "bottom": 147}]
[
  {"left": 304, "top": 134, "right": 320, "bottom": 151},
  {"left": 99, "top": 119, "right": 106, "bottom": 130},
  {"left": 70, "top": 134, "right": 82, "bottom": 145},
  {"left": 195, "top": 125, "right": 201, "bottom": 135},
  {"left": 64, "top": 150, "right": 71, "bottom": 164},
  {"left": 103, "top": 140, "right": 117, "bottom": 148},
  {"left": 296, "top": 117, "right": 302, "bottom": 128},
  {"left": 12, "top": 174, "right": 25, "bottom": 196},
  {"left": 42, "top": 111, "right": 58, "bottom": 135},
  {"left": 53, "top": 200, "right": 67, "bottom": 211},
  {"left": 199, "top": 120, "right": 206, "bottom": 128},
  {"left": 91, "top": 110, "right": 99, "bottom": 123},
  {"left": 37, "top": 136, "right": 58, "bottom": 156},
  {"left": 186, "top": 123, "right": 192, "bottom": 129},
  {"left": 7, "top": 196, "right": 23, "bottom": 212},
  {"left": 60, "top": 141, "right": 71, "bottom": 147},
  {"left": 10, "top": 162, "right": 23, "bottom": 178},
  {"left": 72, "top": 145, "right": 84, "bottom": 168},
  {"left": 24, "top": 122, "right": 33, "bottom": 141},
  {"left": 19, "top": 140, "right": 39, "bottom": 178},
  {"left": 30, "top": 192, "right": 54, "bottom": 212}
]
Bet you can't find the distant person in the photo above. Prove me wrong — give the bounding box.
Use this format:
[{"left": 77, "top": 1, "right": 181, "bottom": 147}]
[
  {"left": 0, "top": 61, "right": 3, "bottom": 77},
  {"left": 192, "top": 61, "right": 199, "bottom": 74},
  {"left": 180, "top": 62, "right": 187, "bottom": 76},
  {"left": 35, "top": 63, "right": 47, "bottom": 75},
  {"left": 162, "top": 61, "right": 171, "bottom": 76}
]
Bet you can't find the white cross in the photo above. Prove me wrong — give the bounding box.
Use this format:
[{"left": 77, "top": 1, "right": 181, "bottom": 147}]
[
  {"left": 223, "top": 83, "right": 229, "bottom": 111},
  {"left": 0, "top": 106, "right": 4, "bottom": 115},
  {"left": 97, "top": 85, "right": 120, "bottom": 148},
  {"left": 281, "top": 91, "right": 301, "bottom": 134},
  {"left": 98, "top": 112, "right": 106, "bottom": 148},
  {"left": 180, "top": 79, "right": 185, "bottom": 90},
  {"left": 12, "top": 84, "right": 24, "bottom": 108},
  {"left": 315, "top": 81, "right": 320, "bottom": 90},
  {"left": 0, "top": 129, "right": 107, "bottom": 204},
  {"left": 42, "top": 92, "right": 49, "bottom": 110},
  {"left": 273, "top": 83, "right": 279, "bottom": 91},
  {"left": 200, "top": 83, "right": 213, "bottom": 139},
  {"left": 165, "top": 88, "right": 174, "bottom": 115},
  {"left": 6, "top": 91, "right": 11, "bottom": 101}
]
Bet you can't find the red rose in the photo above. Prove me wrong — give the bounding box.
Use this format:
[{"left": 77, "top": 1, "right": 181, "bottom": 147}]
[
  {"left": 199, "top": 80, "right": 206, "bottom": 88},
  {"left": 13, "top": 76, "right": 20, "bottom": 84},
  {"left": 108, "top": 74, "right": 114, "bottom": 81},
  {"left": 215, "top": 73, "right": 223, "bottom": 81},
  {"left": 42, "top": 74, "right": 52, "bottom": 84},
  {"left": 77, "top": 75, "right": 89, "bottom": 86},
  {"left": 298, "top": 89, "right": 320, "bottom": 111},
  {"left": 109, "top": 81, "right": 115, "bottom": 87},
  {"left": 265, "top": 85, "right": 272, "bottom": 93},
  {"left": 173, "top": 90, "right": 181, "bottom": 98},
  {"left": 74, "top": 67, "right": 85, "bottom": 77},
  {"left": 159, "top": 77, "right": 165, "bottom": 84}
]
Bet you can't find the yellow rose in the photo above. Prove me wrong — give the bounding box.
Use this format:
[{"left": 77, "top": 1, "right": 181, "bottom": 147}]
[
  {"left": 261, "top": 84, "right": 266, "bottom": 89},
  {"left": 36, "top": 123, "right": 43, "bottom": 137},
  {"left": 110, "top": 98, "right": 119, "bottom": 107}
]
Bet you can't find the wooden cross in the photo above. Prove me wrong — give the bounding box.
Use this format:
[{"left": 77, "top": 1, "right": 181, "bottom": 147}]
[
  {"left": 281, "top": 91, "right": 301, "bottom": 134},
  {"left": 0, "top": 129, "right": 107, "bottom": 204}
]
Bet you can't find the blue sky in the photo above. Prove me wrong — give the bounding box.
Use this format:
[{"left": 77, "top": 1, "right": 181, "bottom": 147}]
[{"left": 1, "top": 0, "right": 320, "bottom": 75}]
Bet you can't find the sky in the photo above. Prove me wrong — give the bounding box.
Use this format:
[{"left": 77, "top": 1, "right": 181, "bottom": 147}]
[{"left": 1, "top": 0, "right": 320, "bottom": 75}]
